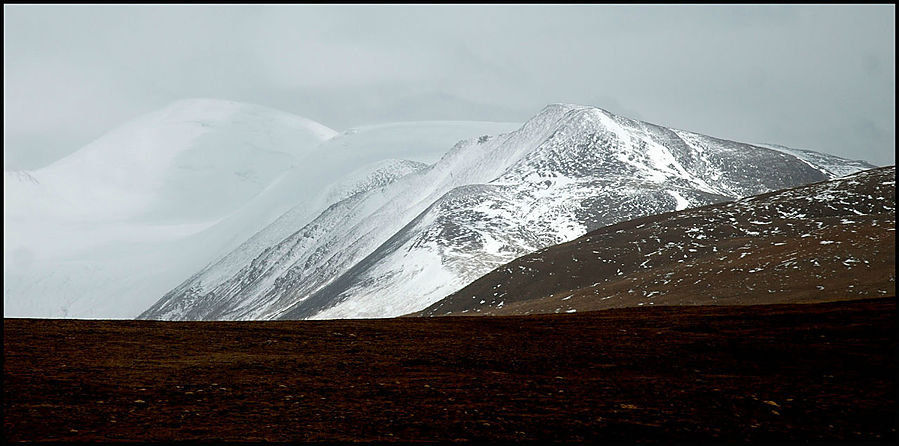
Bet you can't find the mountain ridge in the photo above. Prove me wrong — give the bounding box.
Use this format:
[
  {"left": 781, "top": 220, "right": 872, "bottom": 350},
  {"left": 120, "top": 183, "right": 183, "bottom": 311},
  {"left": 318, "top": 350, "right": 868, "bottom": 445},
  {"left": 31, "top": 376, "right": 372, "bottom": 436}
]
[
  {"left": 140, "top": 103, "right": 875, "bottom": 321},
  {"left": 5, "top": 99, "right": 517, "bottom": 319},
  {"left": 416, "top": 166, "right": 895, "bottom": 317}
]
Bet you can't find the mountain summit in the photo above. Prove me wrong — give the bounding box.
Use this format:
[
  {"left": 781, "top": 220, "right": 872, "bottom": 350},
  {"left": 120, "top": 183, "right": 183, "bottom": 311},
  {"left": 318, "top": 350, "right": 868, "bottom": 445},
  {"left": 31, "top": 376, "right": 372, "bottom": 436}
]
[
  {"left": 140, "top": 103, "right": 875, "bottom": 321},
  {"left": 4, "top": 99, "right": 519, "bottom": 319}
]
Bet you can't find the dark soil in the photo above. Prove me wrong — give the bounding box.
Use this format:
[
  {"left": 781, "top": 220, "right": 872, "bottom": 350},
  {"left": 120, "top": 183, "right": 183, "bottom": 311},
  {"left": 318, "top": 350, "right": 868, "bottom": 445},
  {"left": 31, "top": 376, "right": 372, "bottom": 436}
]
[{"left": 4, "top": 298, "right": 897, "bottom": 442}]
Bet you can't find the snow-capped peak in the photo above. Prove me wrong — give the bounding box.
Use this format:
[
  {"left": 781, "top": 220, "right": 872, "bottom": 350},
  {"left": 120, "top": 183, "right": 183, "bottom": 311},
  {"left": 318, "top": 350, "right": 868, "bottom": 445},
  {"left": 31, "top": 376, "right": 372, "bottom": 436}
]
[
  {"left": 141, "top": 103, "right": 875, "bottom": 322},
  {"left": 4, "top": 102, "right": 521, "bottom": 320},
  {"left": 4, "top": 99, "right": 340, "bottom": 319}
]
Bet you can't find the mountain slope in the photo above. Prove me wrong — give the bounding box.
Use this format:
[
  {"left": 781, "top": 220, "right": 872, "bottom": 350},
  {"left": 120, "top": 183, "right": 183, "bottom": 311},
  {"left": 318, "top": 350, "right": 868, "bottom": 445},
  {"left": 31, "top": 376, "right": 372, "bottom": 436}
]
[
  {"left": 757, "top": 143, "right": 876, "bottom": 178},
  {"left": 5, "top": 99, "right": 335, "bottom": 223},
  {"left": 142, "top": 104, "right": 876, "bottom": 321},
  {"left": 4, "top": 102, "right": 524, "bottom": 319},
  {"left": 3, "top": 99, "right": 343, "bottom": 318},
  {"left": 417, "top": 166, "right": 895, "bottom": 316}
]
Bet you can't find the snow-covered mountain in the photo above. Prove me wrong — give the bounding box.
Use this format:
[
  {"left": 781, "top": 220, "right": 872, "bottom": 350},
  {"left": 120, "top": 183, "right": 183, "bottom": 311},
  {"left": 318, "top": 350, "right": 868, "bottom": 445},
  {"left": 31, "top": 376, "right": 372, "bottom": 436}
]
[
  {"left": 416, "top": 166, "right": 895, "bottom": 317},
  {"left": 754, "top": 143, "right": 876, "bottom": 179},
  {"left": 141, "top": 103, "right": 875, "bottom": 321},
  {"left": 4, "top": 99, "right": 518, "bottom": 319}
]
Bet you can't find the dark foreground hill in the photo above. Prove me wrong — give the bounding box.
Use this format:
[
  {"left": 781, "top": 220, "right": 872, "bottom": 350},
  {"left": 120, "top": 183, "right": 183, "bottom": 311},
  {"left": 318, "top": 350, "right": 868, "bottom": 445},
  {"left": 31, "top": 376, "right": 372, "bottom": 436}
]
[
  {"left": 4, "top": 298, "right": 896, "bottom": 442},
  {"left": 419, "top": 166, "right": 895, "bottom": 317}
]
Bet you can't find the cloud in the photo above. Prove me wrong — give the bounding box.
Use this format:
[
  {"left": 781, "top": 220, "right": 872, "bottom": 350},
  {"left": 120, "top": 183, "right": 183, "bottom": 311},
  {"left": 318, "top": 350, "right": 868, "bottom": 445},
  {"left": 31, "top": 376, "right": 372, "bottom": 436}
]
[{"left": 3, "top": 4, "right": 895, "bottom": 169}]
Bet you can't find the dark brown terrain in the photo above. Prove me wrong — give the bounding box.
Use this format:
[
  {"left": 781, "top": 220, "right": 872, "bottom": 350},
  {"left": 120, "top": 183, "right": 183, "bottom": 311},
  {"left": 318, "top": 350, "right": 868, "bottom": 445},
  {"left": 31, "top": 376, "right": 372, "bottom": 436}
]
[
  {"left": 419, "top": 166, "right": 895, "bottom": 317},
  {"left": 4, "top": 297, "right": 897, "bottom": 443}
]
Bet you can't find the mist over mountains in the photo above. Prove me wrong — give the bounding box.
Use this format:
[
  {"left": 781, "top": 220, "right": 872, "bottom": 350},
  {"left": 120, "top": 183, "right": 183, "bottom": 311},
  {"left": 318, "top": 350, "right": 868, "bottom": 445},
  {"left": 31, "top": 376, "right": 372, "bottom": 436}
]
[
  {"left": 135, "top": 102, "right": 877, "bottom": 321},
  {"left": 3, "top": 99, "right": 518, "bottom": 318},
  {"left": 3, "top": 99, "right": 881, "bottom": 320}
]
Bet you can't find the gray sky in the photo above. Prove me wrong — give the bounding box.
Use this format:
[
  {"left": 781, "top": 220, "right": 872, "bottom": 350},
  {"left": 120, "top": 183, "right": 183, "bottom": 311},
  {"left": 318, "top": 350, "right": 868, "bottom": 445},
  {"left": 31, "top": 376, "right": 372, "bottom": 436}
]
[{"left": 3, "top": 4, "right": 895, "bottom": 169}]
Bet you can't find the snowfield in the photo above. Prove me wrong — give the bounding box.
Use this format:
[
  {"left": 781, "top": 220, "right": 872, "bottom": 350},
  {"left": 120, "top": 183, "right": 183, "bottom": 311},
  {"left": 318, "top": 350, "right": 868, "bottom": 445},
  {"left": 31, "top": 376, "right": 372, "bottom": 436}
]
[{"left": 4, "top": 98, "right": 518, "bottom": 318}]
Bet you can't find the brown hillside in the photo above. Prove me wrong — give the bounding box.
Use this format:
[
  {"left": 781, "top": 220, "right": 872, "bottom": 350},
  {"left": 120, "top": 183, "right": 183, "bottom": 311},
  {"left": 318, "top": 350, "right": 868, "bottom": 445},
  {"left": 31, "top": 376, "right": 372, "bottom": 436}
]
[{"left": 418, "top": 166, "right": 895, "bottom": 317}]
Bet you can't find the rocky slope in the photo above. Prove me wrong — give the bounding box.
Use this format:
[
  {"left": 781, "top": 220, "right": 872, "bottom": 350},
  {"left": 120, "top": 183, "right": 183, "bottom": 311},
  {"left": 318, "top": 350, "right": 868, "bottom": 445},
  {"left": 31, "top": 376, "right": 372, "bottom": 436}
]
[{"left": 417, "top": 166, "right": 895, "bottom": 316}]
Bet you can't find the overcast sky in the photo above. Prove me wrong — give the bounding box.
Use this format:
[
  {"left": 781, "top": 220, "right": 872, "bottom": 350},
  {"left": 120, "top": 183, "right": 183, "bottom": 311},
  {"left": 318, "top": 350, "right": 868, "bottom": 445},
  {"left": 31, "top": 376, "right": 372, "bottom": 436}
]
[{"left": 3, "top": 4, "right": 895, "bottom": 169}]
